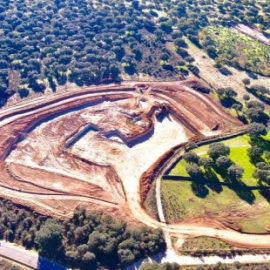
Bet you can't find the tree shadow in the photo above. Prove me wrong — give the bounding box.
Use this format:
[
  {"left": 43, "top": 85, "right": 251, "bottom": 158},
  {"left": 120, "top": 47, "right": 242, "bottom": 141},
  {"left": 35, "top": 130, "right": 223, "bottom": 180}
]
[
  {"left": 259, "top": 189, "right": 270, "bottom": 203},
  {"left": 219, "top": 67, "right": 232, "bottom": 76},
  {"left": 204, "top": 170, "right": 223, "bottom": 193},
  {"left": 237, "top": 114, "right": 248, "bottom": 124},
  {"left": 249, "top": 155, "right": 264, "bottom": 165},
  {"left": 206, "top": 181, "right": 223, "bottom": 193},
  {"left": 247, "top": 71, "right": 258, "bottom": 80},
  {"left": 250, "top": 137, "right": 270, "bottom": 152},
  {"left": 37, "top": 256, "right": 66, "bottom": 270},
  {"left": 219, "top": 98, "right": 239, "bottom": 108},
  {"left": 213, "top": 166, "right": 255, "bottom": 204},
  {"left": 191, "top": 182, "right": 209, "bottom": 198},
  {"left": 213, "top": 166, "right": 228, "bottom": 180},
  {"left": 156, "top": 109, "right": 169, "bottom": 122},
  {"left": 233, "top": 185, "right": 256, "bottom": 204},
  {"left": 124, "top": 65, "right": 136, "bottom": 75}
]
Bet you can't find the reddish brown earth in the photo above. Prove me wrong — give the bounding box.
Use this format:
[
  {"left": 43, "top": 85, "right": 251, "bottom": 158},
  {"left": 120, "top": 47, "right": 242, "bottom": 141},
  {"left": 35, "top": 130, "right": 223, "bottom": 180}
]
[{"left": 0, "top": 80, "right": 242, "bottom": 225}]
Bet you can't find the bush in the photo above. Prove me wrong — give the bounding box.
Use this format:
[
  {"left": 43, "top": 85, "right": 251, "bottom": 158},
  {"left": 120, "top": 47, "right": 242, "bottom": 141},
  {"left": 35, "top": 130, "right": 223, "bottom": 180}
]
[
  {"left": 243, "top": 94, "right": 250, "bottom": 101},
  {"left": 242, "top": 78, "right": 251, "bottom": 85}
]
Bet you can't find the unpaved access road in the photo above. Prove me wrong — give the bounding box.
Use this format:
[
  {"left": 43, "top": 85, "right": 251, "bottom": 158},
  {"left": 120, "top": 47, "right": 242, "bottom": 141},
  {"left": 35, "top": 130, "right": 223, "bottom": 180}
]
[{"left": 0, "top": 241, "right": 66, "bottom": 269}]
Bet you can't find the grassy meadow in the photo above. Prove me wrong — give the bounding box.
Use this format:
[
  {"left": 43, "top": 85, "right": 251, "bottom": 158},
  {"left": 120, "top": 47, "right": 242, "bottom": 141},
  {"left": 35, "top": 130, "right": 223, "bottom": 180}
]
[{"left": 162, "top": 134, "right": 270, "bottom": 233}]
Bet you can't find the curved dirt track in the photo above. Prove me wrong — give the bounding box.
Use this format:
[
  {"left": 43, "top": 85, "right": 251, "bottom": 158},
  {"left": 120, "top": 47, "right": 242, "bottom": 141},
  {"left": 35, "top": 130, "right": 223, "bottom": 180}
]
[{"left": 1, "top": 80, "right": 270, "bottom": 251}]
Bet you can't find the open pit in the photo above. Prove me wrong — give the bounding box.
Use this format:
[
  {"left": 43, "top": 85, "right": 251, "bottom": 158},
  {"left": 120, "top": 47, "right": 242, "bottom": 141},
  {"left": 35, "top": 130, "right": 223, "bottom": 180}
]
[{"left": 0, "top": 80, "right": 242, "bottom": 222}]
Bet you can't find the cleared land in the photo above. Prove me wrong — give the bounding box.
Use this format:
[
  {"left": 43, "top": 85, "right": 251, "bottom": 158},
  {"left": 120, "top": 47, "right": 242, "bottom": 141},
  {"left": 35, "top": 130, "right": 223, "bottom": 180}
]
[
  {"left": 163, "top": 134, "right": 270, "bottom": 232},
  {"left": 0, "top": 80, "right": 240, "bottom": 222}
]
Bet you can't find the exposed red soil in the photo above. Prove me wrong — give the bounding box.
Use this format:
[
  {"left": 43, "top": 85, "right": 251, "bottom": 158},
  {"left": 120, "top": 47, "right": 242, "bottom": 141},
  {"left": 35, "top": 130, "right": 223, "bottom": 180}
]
[
  {"left": 0, "top": 79, "right": 242, "bottom": 226},
  {"left": 175, "top": 216, "right": 230, "bottom": 231}
]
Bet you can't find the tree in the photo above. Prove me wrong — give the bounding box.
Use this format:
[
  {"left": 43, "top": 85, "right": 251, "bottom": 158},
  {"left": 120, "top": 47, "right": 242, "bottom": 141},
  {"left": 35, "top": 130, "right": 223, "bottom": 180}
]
[
  {"left": 227, "top": 164, "right": 244, "bottom": 180},
  {"left": 65, "top": 251, "right": 79, "bottom": 265},
  {"left": 77, "top": 244, "right": 89, "bottom": 256},
  {"left": 253, "top": 162, "right": 270, "bottom": 183},
  {"left": 159, "top": 263, "right": 181, "bottom": 270},
  {"left": 160, "top": 23, "right": 173, "bottom": 34},
  {"left": 139, "top": 262, "right": 160, "bottom": 270},
  {"left": 186, "top": 164, "right": 203, "bottom": 178},
  {"left": 186, "top": 142, "right": 198, "bottom": 150},
  {"left": 174, "top": 38, "right": 188, "bottom": 48},
  {"left": 207, "top": 143, "right": 230, "bottom": 160},
  {"left": 118, "top": 248, "right": 136, "bottom": 265},
  {"left": 231, "top": 103, "right": 243, "bottom": 113},
  {"left": 232, "top": 261, "right": 241, "bottom": 269},
  {"left": 243, "top": 94, "right": 250, "bottom": 101},
  {"left": 82, "top": 251, "right": 96, "bottom": 268},
  {"left": 139, "top": 262, "right": 181, "bottom": 270},
  {"left": 247, "top": 146, "right": 263, "bottom": 159},
  {"left": 247, "top": 100, "right": 265, "bottom": 110},
  {"left": 199, "top": 157, "right": 213, "bottom": 170},
  {"left": 242, "top": 78, "right": 250, "bottom": 85},
  {"left": 215, "top": 156, "right": 232, "bottom": 169},
  {"left": 264, "top": 151, "right": 270, "bottom": 160},
  {"left": 247, "top": 123, "right": 267, "bottom": 137},
  {"left": 34, "top": 219, "right": 63, "bottom": 258},
  {"left": 206, "top": 46, "right": 217, "bottom": 59},
  {"left": 183, "top": 152, "right": 199, "bottom": 164},
  {"left": 247, "top": 107, "right": 269, "bottom": 124},
  {"left": 217, "top": 87, "right": 237, "bottom": 99}
]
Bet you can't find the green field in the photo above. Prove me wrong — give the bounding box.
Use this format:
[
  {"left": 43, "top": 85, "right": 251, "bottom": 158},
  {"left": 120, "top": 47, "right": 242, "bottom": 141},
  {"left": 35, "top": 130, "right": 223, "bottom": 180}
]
[
  {"left": 163, "top": 134, "right": 270, "bottom": 232},
  {"left": 170, "top": 134, "right": 270, "bottom": 185},
  {"left": 199, "top": 26, "right": 270, "bottom": 76}
]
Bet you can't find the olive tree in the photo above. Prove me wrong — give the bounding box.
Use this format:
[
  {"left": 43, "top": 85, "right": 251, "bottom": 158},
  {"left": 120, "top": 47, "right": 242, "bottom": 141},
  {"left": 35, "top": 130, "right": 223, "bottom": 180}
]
[
  {"left": 207, "top": 143, "right": 230, "bottom": 160},
  {"left": 227, "top": 165, "right": 244, "bottom": 180}
]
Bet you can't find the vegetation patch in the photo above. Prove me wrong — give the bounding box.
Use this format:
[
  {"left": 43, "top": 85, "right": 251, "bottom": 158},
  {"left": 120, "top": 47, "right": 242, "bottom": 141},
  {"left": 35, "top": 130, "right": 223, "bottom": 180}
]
[
  {"left": 143, "top": 179, "right": 159, "bottom": 220},
  {"left": 0, "top": 199, "right": 165, "bottom": 270},
  {"left": 177, "top": 236, "right": 244, "bottom": 257},
  {"left": 199, "top": 26, "right": 270, "bottom": 76}
]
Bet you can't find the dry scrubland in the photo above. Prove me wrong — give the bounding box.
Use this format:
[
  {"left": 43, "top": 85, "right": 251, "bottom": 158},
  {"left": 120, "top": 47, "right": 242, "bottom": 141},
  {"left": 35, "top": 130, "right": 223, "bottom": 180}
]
[{"left": 181, "top": 37, "right": 270, "bottom": 105}]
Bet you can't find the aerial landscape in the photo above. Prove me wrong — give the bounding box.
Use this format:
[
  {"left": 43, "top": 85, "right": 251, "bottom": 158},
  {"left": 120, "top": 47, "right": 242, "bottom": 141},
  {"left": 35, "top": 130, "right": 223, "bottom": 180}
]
[{"left": 1, "top": 0, "right": 270, "bottom": 269}]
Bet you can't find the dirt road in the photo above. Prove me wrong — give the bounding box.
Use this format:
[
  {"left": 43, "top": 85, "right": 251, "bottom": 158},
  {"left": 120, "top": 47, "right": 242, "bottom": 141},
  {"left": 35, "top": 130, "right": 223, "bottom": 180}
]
[
  {"left": 0, "top": 241, "right": 66, "bottom": 269},
  {"left": 126, "top": 250, "right": 270, "bottom": 269}
]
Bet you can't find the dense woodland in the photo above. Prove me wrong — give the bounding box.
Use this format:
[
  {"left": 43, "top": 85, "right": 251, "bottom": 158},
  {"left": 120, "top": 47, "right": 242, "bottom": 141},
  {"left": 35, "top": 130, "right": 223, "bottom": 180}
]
[
  {"left": 0, "top": 200, "right": 165, "bottom": 269},
  {"left": 1, "top": 0, "right": 270, "bottom": 105}
]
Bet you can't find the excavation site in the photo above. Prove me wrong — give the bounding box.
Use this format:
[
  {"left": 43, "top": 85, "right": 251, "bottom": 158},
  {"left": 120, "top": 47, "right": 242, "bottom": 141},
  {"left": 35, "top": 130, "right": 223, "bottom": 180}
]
[{"left": 0, "top": 80, "right": 242, "bottom": 222}]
